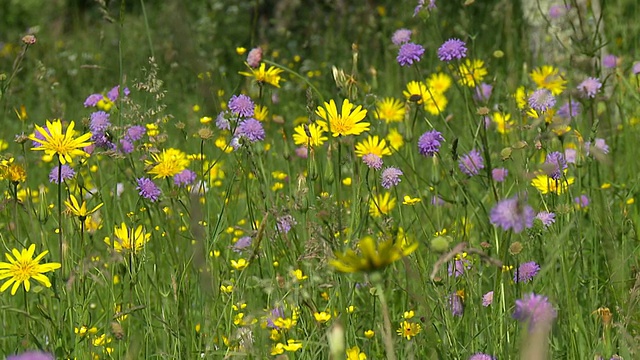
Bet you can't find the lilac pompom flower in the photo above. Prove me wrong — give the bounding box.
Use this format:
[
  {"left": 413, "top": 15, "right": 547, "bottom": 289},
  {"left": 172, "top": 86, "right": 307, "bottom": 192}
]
[
  {"left": 514, "top": 261, "right": 541, "bottom": 283},
  {"left": 397, "top": 43, "right": 425, "bottom": 67},
  {"left": 173, "top": 169, "right": 197, "bottom": 187},
  {"left": 49, "top": 164, "right": 75, "bottom": 184},
  {"left": 490, "top": 194, "right": 535, "bottom": 233},
  {"left": 513, "top": 293, "right": 557, "bottom": 330},
  {"left": 228, "top": 94, "right": 255, "bottom": 118},
  {"left": 577, "top": 77, "right": 602, "bottom": 98},
  {"left": 437, "top": 38, "right": 467, "bottom": 62},
  {"left": 528, "top": 89, "right": 556, "bottom": 113},
  {"left": 236, "top": 118, "right": 265, "bottom": 142},
  {"left": 458, "top": 149, "right": 484, "bottom": 176},
  {"left": 381, "top": 167, "right": 403, "bottom": 189},
  {"left": 535, "top": 211, "right": 555, "bottom": 228},
  {"left": 418, "top": 130, "right": 444, "bottom": 157},
  {"left": 137, "top": 177, "right": 161, "bottom": 202},
  {"left": 391, "top": 28, "right": 412, "bottom": 45}
]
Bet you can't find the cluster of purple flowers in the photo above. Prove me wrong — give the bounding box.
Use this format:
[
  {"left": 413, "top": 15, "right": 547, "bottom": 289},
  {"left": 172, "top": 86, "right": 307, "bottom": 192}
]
[
  {"left": 513, "top": 293, "right": 557, "bottom": 331},
  {"left": 490, "top": 194, "right": 535, "bottom": 233},
  {"left": 459, "top": 149, "right": 484, "bottom": 176},
  {"left": 276, "top": 214, "right": 297, "bottom": 234},
  {"left": 6, "top": 351, "right": 54, "bottom": 360},
  {"left": 514, "top": 261, "right": 540, "bottom": 283},
  {"left": 418, "top": 130, "right": 444, "bottom": 157},
  {"left": 437, "top": 38, "right": 467, "bottom": 62},
  {"left": 381, "top": 167, "right": 403, "bottom": 189},
  {"left": 544, "top": 151, "right": 567, "bottom": 180},
  {"left": 137, "top": 177, "right": 161, "bottom": 202},
  {"left": 173, "top": 169, "right": 197, "bottom": 188},
  {"left": 218, "top": 94, "right": 266, "bottom": 149},
  {"left": 120, "top": 125, "right": 146, "bottom": 154},
  {"left": 528, "top": 89, "right": 556, "bottom": 113},
  {"left": 49, "top": 164, "right": 75, "bottom": 184},
  {"left": 397, "top": 43, "right": 425, "bottom": 67}
]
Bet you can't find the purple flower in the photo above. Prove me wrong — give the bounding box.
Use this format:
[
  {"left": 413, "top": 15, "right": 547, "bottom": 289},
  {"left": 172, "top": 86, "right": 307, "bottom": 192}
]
[
  {"left": 276, "top": 215, "right": 297, "bottom": 234},
  {"left": 458, "top": 149, "right": 484, "bottom": 176},
  {"left": 120, "top": 139, "right": 134, "bottom": 154},
  {"left": 449, "top": 292, "right": 463, "bottom": 317},
  {"left": 474, "top": 83, "right": 493, "bottom": 102},
  {"left": 49, "top": 165, "right": 75, "bottom": 184},
  {"left": 632, "top": 61, "right": 640, "bottom": 75},
  {"left": 603, "top": 54, "right": 618, "bottom": 69},
  {"left": 564, "top": 148, "right": 577, "bottom": 164},
  {"left": 482, "top": 291, "right": 494, "bottom": 307},
  {"left": 126, "top": 125, "right": 146, "bottom": 141},
  {"left": 431, "top": 196, "right": 445, "bottom": 206},
  {"left": 266, "top": 306, "right": 285, "bottom": 329},
  {"left": 548, "top": 5, "right": 567, "bottom": 18},
  {"left": 173, "top": 169, "right": 197, "bottom": 187},
  {"left": 448, "top": 258, "right": 471, "bottom": 277},
  {"left": 31, "top": 126, "right": 50, "bottom": 147},
  {"left": 492, "top": 168, "right": 508, "bottom": 182},
  {"left": 577, "top": 77, "right": 602, "bottom": 98},
  {"left": 574, "top": 194, "right": 589, "bottom": 208},
  {"left": 381, "top": 167, "right": 403, "bottom": 189},
  {"left": 544, "top": 151, "right": 567, "bottom": 180},
  {"left": 490, "top": 195, "right": 535, "bottom": 233},
  {"left": 7, "top": 351, "right": 55, "bottom": 360},
  {"left": 246, "top": 47, "right": 263, "bottom": 68},
  {"left": 362, "top": 153, "right": 383, "bottom": 170},
  {"left": 585, "top": 138, "right": 609, "bottom": 155},
  {"left": 89, "top": 111, "right": 111, "bottom": 133},
  {"left": 437, "top": 38, "right": 467, "bottom": 62},
  {"left": 107, "top": 85, "right": 125, "bottom": 102},
  {"left": 514, "top": 261, "right": 540, "bottom": 283},
  {"left": 91, "top": 133, "right": 116, "bottom": 150},
  {"left": 84, "top": 93, "right": 103, "bottom": 107},
  {"left": 228, "top": 94, "right": 255, "bottom": 117},
  {"left": 513, "top": 293, "right": 557, "bottom": 330},
  {"left": 391, "top": 28, "right": 412, "bottom": 45},
  {"left": 557, "top": 100, "right": 581, "bottom": 119},
  {"left": 397, "top": 42, "right": 425, "bottom": 67},
  {"left": 535, "top": 211, "right": 555, "bottom": 228},
  {"left": 414, "top": 0, "right": 436, "bottom": 16},
  {"left": 136, "top": 177, "right": 161, "bottom": 202},
  {"left": 469, "top": 354, "right": 496, "bottom": 360},
  {"left": 216, "top": 111, "right": 231, "bottom": 131},
  {"left": 295, "top": 146, "right": 308, "bottom": 159},
  {"left": 418, "top": 130, "right": 444, "bottom": 157},
  {"left": 233, "top": 236, "right": 252, "bottom": 252},
  {"left": 236, "top": 118, "right": 265, "bottom": 142},
  {"left": 528, "top": 89, "right": 556, "bottom": 113}
]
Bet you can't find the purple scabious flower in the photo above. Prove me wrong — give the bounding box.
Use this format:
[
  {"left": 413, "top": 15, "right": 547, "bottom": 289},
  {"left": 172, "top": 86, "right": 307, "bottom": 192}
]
[
  {"left": 528, "top": 89, "right": 556, "bottom": 113},
  {"left": 458, "top": 149, "right": 484, "bottom": 176},
  {"left": 136, "top": 177, "right": 161, "bottom": 202},
  {"left": 266, "top": 307, "right": 285, "bottom": 329},
  {"left": 492, "top": 168, "right": 508, "bottom": 182},
  {"left": 91, "top": 133, "right": 116, "bottom": 150},
  {"left": 577, "top": 77, "right": 602, "bottom": 98},
  {"left": 474, "top": 83, "right": 493, "bottom": 102},
  {"left": 449, "top": 292, "right": 464, "bottom": 317},
  {"left": 448, "top": 258, "right": 471, "bottom": 277},
  {"left": 514, "top": 261, "right": 541, "bottom": 283},
  {"left": 397, "top": 42, "right": 425, "bottom": 66},
  {"left": 557, "top": 100, "right": 581, "bottom": 119},
  {"left": 236, "top": 118, "right": 265, "bottom": 142},
  {"left": 107, "top": 86, "right": 120, "bottom": 101},
  {"left": 49, "top": 164, "right": 75, "bottom": 184},
  {"left": 246, "top": 47, "right": 263, "bottom": 68},
  {"left": 469, "top": 354, "right": 496, "bottom": 360},
  {"left": 437, "top": 38, "right": 467, "bottom": 62},
  {"left": 482, "top": 291, "right": 494, "bottom": 307},
  {"left": 233, "top": 236, "right": 252, "bottom": 252},
  {"left": 564, "top": 148, "right": 577, "bottom": 164},
  {"left": 633, "top": 62, "right": 640, "bottom": 75},
  {"left": 381, "top": 167, "right": 403, "bottom": 189},
  {"left": 276, "top": 214, "right": 297, "bottom": 234},
  {"left": 362, "top": 153, "right": 383, "bottom": 170},
  {"left": 215, "top": 111, "right": 231, "bottom": 131},
  {"left": 84, "top": 93, "right": 103, "bottom": 107},
  {"left": 536, "top": 211, "right": 556, "bottom": 228},
  {"left": 126, "top": 125, "right": 146, "bottom": 141},
  {"left": 89, "top": 111, "right": 111, "bottom": 133},
  {"left": 7, "top": 351, "right": 55, "bottom": 360},
  {"left": 603, "top": 54, "right": 618, "bottom": 69},
  {"left": 418, "top": 130, "right": 444, "bottom": 157},
  {"left": 544, "top": 151, "right": 567, "bottom": 180},
  {"left": 490, "top": 195, "right": 535, "bottom": 233},
  {"left": 574, "top": 194, "right": 589, "bottom": 208},
  {"left": 391, "top": 28, "right": 412, "bottom": 45},
  {"left": 173, "top": 169, "right": 197, "bottom": 187},
  {"left": 120, "top": 139, "right": 134, "bottom": 154},
  {"left": 513, "top": 293, "right": 557, "bottom": 330},
  {"left": 228, "top": 94, "right": 255, "bottom": 118},
  {"left": 585, "top": 138, "right": 610, "bottom": 155}
]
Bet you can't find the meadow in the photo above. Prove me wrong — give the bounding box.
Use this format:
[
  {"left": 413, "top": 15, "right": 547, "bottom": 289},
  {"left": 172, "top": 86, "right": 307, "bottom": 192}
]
[{"left": 1, "top": 0, "right": 640, "bottom": 359}]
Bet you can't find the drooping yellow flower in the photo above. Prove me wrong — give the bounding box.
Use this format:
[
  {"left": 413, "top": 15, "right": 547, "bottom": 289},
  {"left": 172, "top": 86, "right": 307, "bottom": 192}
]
[
  {"left": 530, "top": 65, "right": 567, "bottom": 95},
  {"left": 530, "top": 172, "right": 575, "bottom": 194},
  {"left": 426, "top": 72, "right": 452, "bottom": 93},
  {"left": 374, "top": 97, "right": 405, "bottom": 122},
  {"left": 316, "top": 99, "right": 369, "bottom": 137},
  {"left": 292, "top": 123, "right": 328, "bottom": 147},
  {"left": 104, "top": 223, "right": 151, "bottom": 254},
  {"left": 386, "top": 128, "right": 404, "bottom": 150},
  {"left": 346, "top": 346, "right": 367, "bottom": 360},
  {"left": 65, "top": 194, "right": 103, "bottom": 221},
  {"left": 239, "top": 63, "right": 285, "bottom": 88},
  {"left": 329, "top": 235, "right": 418, "bottom": 273},
  {"left": 369, "top": 192, "right": 396, "bottom": 217},
  {"left": 423, "top": 90, "right": 448, "bottom": 115},
  {"left": 396, "top": 320, "right": 422, "bottom": 340},
  {"left": 457, "top": 59, "right": 488, "bottom": 87},
  {"left": 0, "top": 244, "right": 61, "bottom": 295},
  {"left": 493, "top": 112, "right": 514, "bottom": 134},
  {"left": 354, "top": 135, "right": 391, "bottom": 158},
  {"left": 29, "top": 119, "right": 92, "bottom": 164},
  {"left": 146, "top": 148, "right": 190, "bottom": 179},
  {"left": 403, "top": 81, "right": 428, "bottom": 104}
]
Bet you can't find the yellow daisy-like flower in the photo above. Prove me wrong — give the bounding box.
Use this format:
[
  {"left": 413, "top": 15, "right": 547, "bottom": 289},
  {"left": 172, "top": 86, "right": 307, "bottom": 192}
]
[
  {"left": 426, "top": 72, "right": 452, "bottom": 93},
  {"left": 423, "top": 90, "right": 448, "bottom": 115},
  {"left": 396, "top": 320, "right": 422, "bottom": 340},
  {"left": 530, "top": 65, "right": 567, "bottom": 95},
  {"left": 292, "top": 123, "right": 328, "bottom": 147},
  {"left": 493, "top": 112, "right": 514, "bottom": 134},
  {"left": 402, "top": 195, "right": 421, "bottom": 205},
  {"left": 0, "top": 244, "right": 61, "bottom": 295},
  {"left": 254, "top": 105, "right": 269, "bottom": 121},
  {"left": 403, "top": 81, "right": 428, "bottom": 104},
  {"left": 104, "top": 223, "right": 151, "bottom": 254},
  {"left": 29, "top": 119, "right": 93, "bottom": 164},
  {"left": 530, "top": 172, "right": 575, "bottom": 194},
  {"left": 0, "top": 158, "right": 26, "bottom": 183},
  {"left": 374, "top": 97, "right": 405, "bottom": 122},
  {"left": 457, "top": 59, "right": 488, "bottom": 87},
  {"left": 329, "top": 235, "right": 418, "bottom": 273},
  {"left": 369, "top": 192, "right": 396, "bottom": 217},
  {"left": 316, "top": 99, "right": 369, "bottom": 137},
  {"left": 386, "top": 128, "right": 404, "bottom": 150},
  {"left": 146, "top": 148, "right": 190, "bottom": 179},
  {"left": 346, "top": 346, "right": 367, "bottom": 360},
  {"left": 239, "top": 63, "right": 285, "bottom": 88},
  {"left": 65, "top": 194, "right": 104, "bottom": 221},
  {"left": 355, "top": 135, "right": 391, "bottom": 158}
]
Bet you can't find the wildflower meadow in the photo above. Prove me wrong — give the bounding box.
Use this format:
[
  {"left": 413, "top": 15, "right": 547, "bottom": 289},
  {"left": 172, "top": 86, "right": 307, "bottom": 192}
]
[{"left": 2, "top": 0, "right": 640, "bottom": 359}]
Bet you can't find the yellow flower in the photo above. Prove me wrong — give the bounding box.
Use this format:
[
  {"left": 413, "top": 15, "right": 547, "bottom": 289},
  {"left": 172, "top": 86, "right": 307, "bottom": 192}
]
[
  {"left": 355, "top": 135, "right": 391, "bottom": 158},
  {"left": 0, "top": 158, "right": 26, "bottom": 183},
  {"left": 254, "top": 105, "right": 269, "bottom": 121},
  {"left": 65, "top": 194, "right": 103, "bottom": 221},
  {"left": 396, "top": 320, "right": 421, "bottom": 340},
  {"left": 29, "top": 119, "right": 92, "bottom": 164},
  {"left": 493, "top": 112, "right": 514, "bottom": 134},
  {"left": 374, "top": 97, "right": 405, "bottom": 122},
  {"left": 104, "top": 223, "right": 151, "bottom": 254},
  {"left": 239, "top": 63, "right": 284, "bottom": 88},
  {"left": 292, "top": 123, "right": 328, "bottom": 147},
  {"left": 404, "top": 310, "right": 415, "bottom": 319},
  {"left": 364, "top": 329, "right": 375, "bottom": 338},
  {"left": 231, "top": 258, "right": 249, "bottom": 270},
  {"left": 369, "top": 192, "right": 396, "bottom": 217},
  {"left": 402, "top": 195, "right": 421, "bottom": 205},
  {"left": 403, "top": 81, "right": 428, "bottom": 104},
  {"left": 0, "top": 244, "right": 61, "bottom": 295},
  {"left": 530, "top": 172, "right": 575, "bottom": 194},
  {"left": 457, "top": 59, "right": 488, "bottom": 87},
  {"left": 316, "top": 99, "right": 369, "bottom": 137},
  {"left": 75, "top": 325, "right": 98, "bottom": 337},
  {"left": 346, "top": 346, "right": 367, "bottom": 360},
  {"left": 329, "top": 235, "right": 418, "bottom": 273},
  {"left": 15, "top": 105, "right": 27, "bottom": 122},
  {"left": 423, "top": 90, "right": 448, "bottom": 115},
  {"left": 530, "top": 65, "right": 567, "bottom": 95},
  {"left": 146, "top": 148, "right": 190, "bottom": 179},
  {"left": 314, "top": 311, "right": 332, "bottom": 323},
  {"left": 426, "top": 72, "right": 452, "bottom": 93},
  {"left": 514, "top": 86, "right": 528, "bottom": 109},
  {"left": 292, "top": 269, "right": 308, "bottom": 281},
  {"left": 236, "top": 47, "right": 246, "bottom": 55},
  {"left": 386, "top": 128, "right": 404, "bottom": 150},
  {"left": 282, "top": 339, "right": 303, "bottom": 352}
]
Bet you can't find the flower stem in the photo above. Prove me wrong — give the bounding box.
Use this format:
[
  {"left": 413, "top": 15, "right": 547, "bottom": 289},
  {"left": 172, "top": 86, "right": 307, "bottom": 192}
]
[{"left": 373, "top": 276, "right": 397, "bottom": 360}]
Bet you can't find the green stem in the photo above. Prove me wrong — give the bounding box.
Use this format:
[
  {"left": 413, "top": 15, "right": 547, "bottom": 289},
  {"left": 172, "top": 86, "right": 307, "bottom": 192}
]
[{"left": 373, "top": 276, "right": 397, "bottom": 360}]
